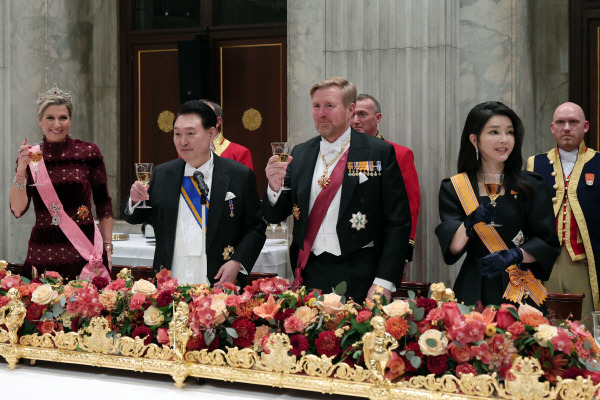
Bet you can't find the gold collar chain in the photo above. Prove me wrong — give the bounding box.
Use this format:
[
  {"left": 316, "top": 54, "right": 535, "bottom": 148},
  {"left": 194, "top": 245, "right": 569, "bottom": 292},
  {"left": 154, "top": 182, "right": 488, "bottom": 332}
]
[{"left": 318, "top": 138, "right": 350, "bottom": 189}]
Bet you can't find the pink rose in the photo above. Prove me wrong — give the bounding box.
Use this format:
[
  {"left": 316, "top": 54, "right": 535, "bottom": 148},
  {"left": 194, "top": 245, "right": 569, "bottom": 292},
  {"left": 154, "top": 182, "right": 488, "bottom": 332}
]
[
  {"left": 356, "top": 309, "right": 372, "bottom": 323},
  {"left": 157, "top": 327, "right": 170, "bottom": 345},
  {"left": 507, "top": 321, "right": 525, "bottom": 337},
  {"left": 106, "top": 278, "right": 126, "bottom": 291},
  {"left": 496, "top": 304, "right": 517, "bottom": 330},
  {"left": 43, "top": 271, "right": 61, "bottom": 279},
  {"left": 284, "top": 315, "right": 305, "bottom": 334},
  {"left": 441, "top": 302, "right": 461, "bottom": 328},
  {"left": 447, "top": 342, "right": 472, "bottom": 364},
  {"left": 426, "top": 308, "right": 446, "bottom": 323},
  {"left": 129, "top": 294, "right": 146, "bottom": 310}
]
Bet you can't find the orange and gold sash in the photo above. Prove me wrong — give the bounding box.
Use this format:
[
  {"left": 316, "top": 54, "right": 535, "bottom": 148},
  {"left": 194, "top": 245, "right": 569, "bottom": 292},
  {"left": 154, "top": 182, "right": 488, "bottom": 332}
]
[{"left": 450, "top": 173, "right": 547, "bottom": 305}]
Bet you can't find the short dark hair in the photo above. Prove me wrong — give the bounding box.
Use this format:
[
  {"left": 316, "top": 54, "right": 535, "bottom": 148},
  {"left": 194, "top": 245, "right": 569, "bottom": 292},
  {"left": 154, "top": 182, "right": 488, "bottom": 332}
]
[{"left": 175, "top": 100, "right": 217, "bottom": 130}]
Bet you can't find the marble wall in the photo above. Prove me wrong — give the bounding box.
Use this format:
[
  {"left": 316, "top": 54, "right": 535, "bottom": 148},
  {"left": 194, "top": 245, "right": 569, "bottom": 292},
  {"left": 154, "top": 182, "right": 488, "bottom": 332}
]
[{"left": 0, "top": 0, "right": 118, "bottom": 261}]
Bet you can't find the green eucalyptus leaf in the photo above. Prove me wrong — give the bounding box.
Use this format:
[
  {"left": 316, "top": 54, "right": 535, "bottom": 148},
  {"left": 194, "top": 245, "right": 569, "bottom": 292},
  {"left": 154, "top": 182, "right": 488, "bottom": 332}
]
[
  {"left": 334, "top": 281, "right": 347, "bottom": 296},
  {"left": 225, "top": 327, "right": 238, "bottom": 338},
  {"left": 407, "top": 320, "right": 417, "bottom": 336},
  {"left": 413, "top": 307, "right": 425, "bottom": 321}
]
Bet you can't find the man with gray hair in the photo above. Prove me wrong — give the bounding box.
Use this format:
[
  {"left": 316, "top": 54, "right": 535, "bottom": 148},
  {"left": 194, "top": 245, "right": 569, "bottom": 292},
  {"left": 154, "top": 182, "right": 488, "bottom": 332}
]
[{"left": 352, "top": 94, "right": 420, "bottom": 265}]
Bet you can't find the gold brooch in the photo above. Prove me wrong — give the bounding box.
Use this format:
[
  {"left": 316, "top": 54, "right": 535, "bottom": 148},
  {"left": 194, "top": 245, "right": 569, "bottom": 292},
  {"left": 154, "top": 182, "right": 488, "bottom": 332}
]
[
  {"left": 510, "top": 190, "right": 518, "bottom": 199},
  {"left": 223, "top": 245, "right": 234, "bottom": 261},
  {"left": 292, "top": 204, "right": 300, "bottom": 220},
  {"left": 77, "top": 205, "right": 90, "bottom": 220}
]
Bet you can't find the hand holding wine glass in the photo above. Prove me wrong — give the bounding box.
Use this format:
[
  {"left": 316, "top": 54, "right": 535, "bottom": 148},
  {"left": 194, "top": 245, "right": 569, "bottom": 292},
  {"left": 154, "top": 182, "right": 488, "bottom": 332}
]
[
  {"left": 483, "top": 174, "right": 503, "bottom": 227},
  {"left": 267, "top": 142, "right": 292, "bottom": 191},
  {"left": 29, "top": 144, "right": 44, "bottom": 186},
  {"left": 134, "top": 163, "right": 153, "bottom": 208}
]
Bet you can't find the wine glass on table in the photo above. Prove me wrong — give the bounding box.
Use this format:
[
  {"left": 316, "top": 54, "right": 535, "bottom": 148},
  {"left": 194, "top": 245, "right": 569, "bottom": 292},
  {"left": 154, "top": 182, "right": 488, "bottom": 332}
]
[
  {"left": 135, "top": 163, "right": 153, "bottom": 208},
  {"left": 29, "top": 144, "right": 44, "bottom": 186},
  {"left": 271, "top": 141, "right": 291, "bottom": 191},
  {"left": 483, "top": 173, "right": 503, "bottom": 227}
]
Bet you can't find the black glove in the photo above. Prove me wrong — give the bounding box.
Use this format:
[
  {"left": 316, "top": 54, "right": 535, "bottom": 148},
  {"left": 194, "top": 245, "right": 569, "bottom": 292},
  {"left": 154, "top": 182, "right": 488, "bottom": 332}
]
[
  {"left": 463, "top": 203, "right": 496, "bottom": 238},
  {"left": 479, "top": 248, "right": 524, "bottom": 278}
]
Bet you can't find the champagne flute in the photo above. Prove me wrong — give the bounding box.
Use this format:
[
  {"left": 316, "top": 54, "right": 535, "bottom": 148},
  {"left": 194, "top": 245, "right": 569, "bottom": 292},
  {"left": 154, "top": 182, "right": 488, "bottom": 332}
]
[
  {"left": 135, "top": 163, "right": 153, "bottom": 208},
  {"left": 483, "top": 173, "right": 504, "bottom": 227},
  {"left": 29, "top": 144, "right": 44, "bottom": 186},
  {"left": 269, "top": 223, "right": 278, "bottom": 232},
  {"left": 271, "top": 141, "right": 291, "bottom": 190}
]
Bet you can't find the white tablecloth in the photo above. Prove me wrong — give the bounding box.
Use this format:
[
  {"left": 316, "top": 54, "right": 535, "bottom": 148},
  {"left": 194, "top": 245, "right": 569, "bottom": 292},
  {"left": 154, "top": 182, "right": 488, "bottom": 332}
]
[
  {"left": 113, "top": 235, "right": 291, "bottom": 280},
  {"left": 0, "top": 360, "right": 362, "bottom": 399}
]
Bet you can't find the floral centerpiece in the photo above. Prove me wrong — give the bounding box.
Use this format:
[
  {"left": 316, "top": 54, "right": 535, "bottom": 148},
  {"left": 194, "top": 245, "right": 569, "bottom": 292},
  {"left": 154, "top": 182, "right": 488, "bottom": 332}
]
[{"left": 1, "top": 264, "right": 600, "bottom": 399}]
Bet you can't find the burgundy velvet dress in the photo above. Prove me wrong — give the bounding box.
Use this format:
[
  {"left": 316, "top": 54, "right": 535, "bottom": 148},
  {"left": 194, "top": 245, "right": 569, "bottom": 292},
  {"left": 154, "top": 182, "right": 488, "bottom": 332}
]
[{"left": 12, "top": 137, "right": 113, "bottom": 280}]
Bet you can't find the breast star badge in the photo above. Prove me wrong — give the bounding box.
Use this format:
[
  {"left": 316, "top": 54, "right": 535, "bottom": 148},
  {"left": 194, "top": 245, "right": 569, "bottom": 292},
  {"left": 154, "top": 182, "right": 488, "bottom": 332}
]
[
  {"left": 292, "top": 204, "right": 301, "bottom": 220},
  {"left": 223, "top": 245, "right": 234, "bottom": 261},
  {"left": 349, "top": 212, "right": 367, "bottom": 230}
]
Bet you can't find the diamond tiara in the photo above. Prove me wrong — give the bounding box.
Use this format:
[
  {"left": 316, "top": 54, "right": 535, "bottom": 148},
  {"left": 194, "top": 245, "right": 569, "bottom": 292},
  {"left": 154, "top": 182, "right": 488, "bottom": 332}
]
[{"left": 37, "top": 82, "right": 72, "bottom": 105}]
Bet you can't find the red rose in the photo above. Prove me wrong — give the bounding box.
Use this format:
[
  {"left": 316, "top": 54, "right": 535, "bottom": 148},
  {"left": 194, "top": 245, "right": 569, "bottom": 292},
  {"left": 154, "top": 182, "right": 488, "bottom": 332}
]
[
  {"left": 232, "top": 318, "right": 256, "bottom": 348},
  {"left": 289, "top": 334, "right": 309, "bottom": 357},
  {"left": 441, "top": 302, "right": 461, "bottom": 328},
  {"left": 131, "top": 326, "right": 154, "bottom": 345},
  {"left": 186, "top": 334, "right": 202, "bottom": 350},
  {"left": 156, "top": 291, "right": 174, "bottom": 308},
  {"left": 36, "top": 320, "right": 56, "bottom": 334},
  {"left": 0, "top": 296, "right": 8, "bottom": 308},
  {"left": 194, "top": 332, "right": 220, "bottom": 351},
  {"left": 416, "top": 297, "right": 438, "bottom": 315},
  {"left": 315, "top": 330, "right": 341, "bottom": 358},
  {"left": 0, "top": 270, "right": 6, "bottom": 280},
  {"left": 496, "top": 304, "right": 518, "bottom": 330},
  {"left": 91, "top": 276, "right": 109, "bottom": 290},
  {"left": 427, "top": 354, "right": 448, "bottom": 375},
  {"left": 456, "top": 363, "right": 477, "bottom": 378},
  {"left": 26, "top": 303, "right": 45, "bottom": 321},
  {"left": 500, "top": 363, "right": 516, "bottom": 381},
  {"left": 447, "top": 341, "right": 472, "bottom": 364}
]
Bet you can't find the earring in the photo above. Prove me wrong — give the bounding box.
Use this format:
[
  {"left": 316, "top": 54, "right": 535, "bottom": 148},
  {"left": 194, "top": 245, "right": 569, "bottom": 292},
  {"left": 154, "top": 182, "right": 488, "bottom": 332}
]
[{"left": 475, "top": 148, "right": 479, "bottom": 161}]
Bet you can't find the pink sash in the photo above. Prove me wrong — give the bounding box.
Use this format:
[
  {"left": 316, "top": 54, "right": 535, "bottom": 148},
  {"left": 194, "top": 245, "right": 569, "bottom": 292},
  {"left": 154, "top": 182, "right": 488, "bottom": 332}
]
[
  {"left": 292, "top": 148, "right": 349, "bottom": 288},
  {"left": 29, "top": 145, "right": 110, "bottom": 280}
]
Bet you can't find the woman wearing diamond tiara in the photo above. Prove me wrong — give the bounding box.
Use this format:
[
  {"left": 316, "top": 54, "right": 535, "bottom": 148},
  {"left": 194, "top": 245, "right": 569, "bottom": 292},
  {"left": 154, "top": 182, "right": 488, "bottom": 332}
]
[
  {"left": 435, "top": 101, "right": 559, "bottom": 307},
  {"left": 9, "top": 83, "right": 114, "bottom": 280}
]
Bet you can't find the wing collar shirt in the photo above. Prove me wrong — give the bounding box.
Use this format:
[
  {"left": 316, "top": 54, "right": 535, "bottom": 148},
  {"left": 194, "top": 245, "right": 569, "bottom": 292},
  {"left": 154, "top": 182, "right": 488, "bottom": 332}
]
[
  {"left": 170, "top": 153, "right": 214, "bottom": 284},
  {"left": 558, "top": 146, "right": 579, "bottom": 178}
]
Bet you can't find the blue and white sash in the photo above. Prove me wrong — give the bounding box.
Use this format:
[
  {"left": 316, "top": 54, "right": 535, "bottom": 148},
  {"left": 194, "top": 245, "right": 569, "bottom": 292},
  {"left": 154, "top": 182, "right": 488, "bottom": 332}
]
[{"left": 181, "top": 176, "right": 210, "bottom": 229}]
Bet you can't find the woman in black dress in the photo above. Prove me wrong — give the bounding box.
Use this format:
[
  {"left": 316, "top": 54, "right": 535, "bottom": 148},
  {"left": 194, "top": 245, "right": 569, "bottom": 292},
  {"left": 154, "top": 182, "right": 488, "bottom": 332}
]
[{"left": 435, "top": 101, "right": 559, "bottom": 306}]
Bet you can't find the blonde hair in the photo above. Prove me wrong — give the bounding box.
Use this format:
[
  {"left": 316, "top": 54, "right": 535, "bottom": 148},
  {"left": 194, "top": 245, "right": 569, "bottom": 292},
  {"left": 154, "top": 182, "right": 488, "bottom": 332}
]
[{"left": 310, "top": 77, "right": 357, "bottom": 108}]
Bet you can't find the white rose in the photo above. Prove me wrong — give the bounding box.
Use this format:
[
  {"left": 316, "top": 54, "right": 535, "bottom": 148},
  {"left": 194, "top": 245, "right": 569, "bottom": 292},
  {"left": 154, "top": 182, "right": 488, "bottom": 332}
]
[
  {"left": 320, "top": 293, "right": 344, "bottom": 314},
  {"left": 534, "top": 324, "right": 558, "bottom": 347},
  {"left": 418, "top": 329, "right": 448, "bottom": 356},
  {"left": 131, "top": 279, "right": 157, "bottom": 296},
  {"left": 143, "top": 305, "right": 165, "bottom": 326},
  {"left": 31, "top": 284, "right": 59, "bottom": 305},
  {"left": 382, "top": 299, "right": 412, "bottom": 317}
]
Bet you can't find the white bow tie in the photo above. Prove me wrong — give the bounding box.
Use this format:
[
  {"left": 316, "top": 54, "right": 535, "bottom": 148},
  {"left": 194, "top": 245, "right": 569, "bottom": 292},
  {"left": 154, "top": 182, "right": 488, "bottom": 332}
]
[{"left": 320, "top": 140, "right": 342, "bottom": 155}]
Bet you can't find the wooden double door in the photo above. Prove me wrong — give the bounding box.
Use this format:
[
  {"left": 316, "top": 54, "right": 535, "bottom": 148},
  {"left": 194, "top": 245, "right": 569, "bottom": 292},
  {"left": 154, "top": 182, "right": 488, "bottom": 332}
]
[{"left": 120, "top": 27, "right": 286, "bottom": 204}]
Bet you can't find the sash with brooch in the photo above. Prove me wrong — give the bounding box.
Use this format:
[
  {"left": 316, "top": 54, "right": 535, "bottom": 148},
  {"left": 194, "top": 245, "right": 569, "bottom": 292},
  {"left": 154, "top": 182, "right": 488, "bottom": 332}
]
[
  {"left": 181, "top": 176, "right": 210, "bottom": 230},
  {"left": 450, "top": 173, "right": 547, "bottom": 306}
]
